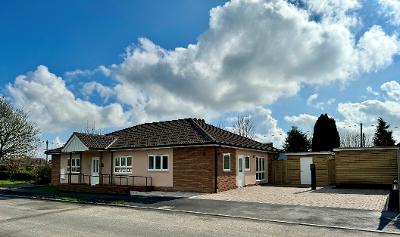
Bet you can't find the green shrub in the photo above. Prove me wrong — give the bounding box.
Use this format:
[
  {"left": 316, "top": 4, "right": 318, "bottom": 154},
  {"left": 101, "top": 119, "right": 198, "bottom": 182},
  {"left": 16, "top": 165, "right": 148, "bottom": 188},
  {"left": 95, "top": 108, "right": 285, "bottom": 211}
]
[
  {"left": 10, "top": 172, "right": 33, "bottom": 181},
  {"left": 34, "top": 165, "right": 51, "bottom": 184}
]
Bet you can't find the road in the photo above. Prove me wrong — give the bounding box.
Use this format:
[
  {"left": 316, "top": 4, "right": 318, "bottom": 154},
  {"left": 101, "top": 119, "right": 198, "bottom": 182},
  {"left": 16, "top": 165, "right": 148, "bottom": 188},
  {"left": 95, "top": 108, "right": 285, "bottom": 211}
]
[{"left": 0, "top": 196, "right": 396, "bottom": 237}]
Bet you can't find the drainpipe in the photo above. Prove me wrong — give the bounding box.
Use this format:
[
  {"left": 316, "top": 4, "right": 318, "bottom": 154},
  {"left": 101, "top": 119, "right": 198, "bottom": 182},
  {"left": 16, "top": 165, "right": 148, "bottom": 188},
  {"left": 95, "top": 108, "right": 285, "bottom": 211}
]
[
  {"left": 110, "top": 151, "right": 114, "bottom": 185},
  {"left": 214, "top": 146, "right": 219, "bottom": 193},
  {"left": 68, "top": 152, "right": 72, "bottom": 184}
]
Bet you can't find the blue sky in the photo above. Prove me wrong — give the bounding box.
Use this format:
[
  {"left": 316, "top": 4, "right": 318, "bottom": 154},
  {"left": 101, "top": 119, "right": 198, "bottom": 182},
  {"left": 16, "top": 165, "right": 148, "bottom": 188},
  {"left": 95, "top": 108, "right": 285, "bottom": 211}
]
[{"left": 1, "top": 0, "right": 400, "bottom": 152}]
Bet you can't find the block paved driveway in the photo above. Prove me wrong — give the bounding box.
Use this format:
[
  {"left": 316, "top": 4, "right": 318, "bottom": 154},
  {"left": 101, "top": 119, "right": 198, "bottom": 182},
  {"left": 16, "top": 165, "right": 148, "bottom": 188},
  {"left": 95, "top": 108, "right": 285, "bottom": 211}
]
[{"left": 193, "top": 186, "right": 390, "bottom": 211}]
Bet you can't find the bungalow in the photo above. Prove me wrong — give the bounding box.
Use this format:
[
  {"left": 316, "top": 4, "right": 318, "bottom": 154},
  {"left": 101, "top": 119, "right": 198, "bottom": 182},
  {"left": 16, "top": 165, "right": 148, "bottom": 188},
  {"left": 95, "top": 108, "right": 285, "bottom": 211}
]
[{"left": 46, "top": 118, "right": 279, "bottom": 193}]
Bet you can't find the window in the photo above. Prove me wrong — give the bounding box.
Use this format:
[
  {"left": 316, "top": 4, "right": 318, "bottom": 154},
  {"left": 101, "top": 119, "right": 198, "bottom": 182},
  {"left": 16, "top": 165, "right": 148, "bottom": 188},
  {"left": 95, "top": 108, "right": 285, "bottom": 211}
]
[
  {"left": 114, "top": 156, "right": 132, "bottom": 173},
  {"left": 67, "top": 157, "right": 80, "bottom": 173},
  {"left": 223, "top": 153, "right": 231, "bottom": 172},
  {"left": 245, "top": 156, "right": 250, "bottom": 171},
  {"left": 148, "top": 155, "right": 168, "bottom": 171},
  {"left": 256, "top": 157, "right": 265, "bottom": 181}
]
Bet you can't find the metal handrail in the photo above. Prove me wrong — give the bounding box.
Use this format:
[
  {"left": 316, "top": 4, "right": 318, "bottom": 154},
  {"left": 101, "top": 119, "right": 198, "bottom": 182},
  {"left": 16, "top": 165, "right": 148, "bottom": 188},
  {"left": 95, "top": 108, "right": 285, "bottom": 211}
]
[{"left": 60, "top": 173, "right": 152, "bottom": 187}]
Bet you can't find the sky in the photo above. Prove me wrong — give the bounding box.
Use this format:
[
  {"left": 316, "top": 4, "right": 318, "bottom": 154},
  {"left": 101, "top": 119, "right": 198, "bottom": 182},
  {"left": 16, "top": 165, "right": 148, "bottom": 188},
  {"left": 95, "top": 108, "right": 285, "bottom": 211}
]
[{"left": 1, "top": 0, "right": 400, "bottom": 153}]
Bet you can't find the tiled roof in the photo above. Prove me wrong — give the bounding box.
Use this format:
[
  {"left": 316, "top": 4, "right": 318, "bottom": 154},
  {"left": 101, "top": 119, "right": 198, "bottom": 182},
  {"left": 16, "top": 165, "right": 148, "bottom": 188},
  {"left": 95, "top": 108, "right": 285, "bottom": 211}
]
[
  {"left": 73, "top": 132, "right": 117, "bottom": 150},
  {"left": 108, "top": 119, "right": 212, "bottom": 149},
  {"left": 191, "top": 119, "right": 279, "bottom": 152},
  {"left": 107, "top": 118, "right": 278, "bottom": 152},
  {"left": 47, "top": 118, "right": 279, "bottom": 153},
  {"left": 45, "top": 147, "right": 63, "bottom": 155}
]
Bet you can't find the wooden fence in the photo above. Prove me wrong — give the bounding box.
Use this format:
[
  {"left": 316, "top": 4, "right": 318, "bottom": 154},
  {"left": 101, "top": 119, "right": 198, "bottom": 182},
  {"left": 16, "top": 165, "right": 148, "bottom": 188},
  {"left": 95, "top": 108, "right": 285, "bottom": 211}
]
[{"left": 335, "top": 148, "right": 398, "bottom": 185}]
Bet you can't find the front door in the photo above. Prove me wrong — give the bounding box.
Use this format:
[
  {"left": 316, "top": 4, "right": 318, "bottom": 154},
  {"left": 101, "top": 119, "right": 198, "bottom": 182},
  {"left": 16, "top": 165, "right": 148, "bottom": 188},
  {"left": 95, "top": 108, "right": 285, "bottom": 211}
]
[
  {"left": 300, "top": 157, "right": 313, "bottom": 185},
  {"left": 91, "top": 157, "right": 100, "bottom": 186},
  {"left": 237, "top": 157, "right": 245, "bottom": 187}
]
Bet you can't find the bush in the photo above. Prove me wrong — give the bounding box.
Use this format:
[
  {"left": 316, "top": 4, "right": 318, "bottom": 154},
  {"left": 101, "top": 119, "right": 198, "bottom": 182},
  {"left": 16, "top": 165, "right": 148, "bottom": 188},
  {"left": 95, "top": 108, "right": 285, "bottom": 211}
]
[
  {"left": 33, "top": 165, "right": 51, "bottom": 184},
  {"left": 0, "top": 171, "right": 10, "bottom": 180},
  {"left": 10, "top": 172, "right": 33, "bottom": 181}
]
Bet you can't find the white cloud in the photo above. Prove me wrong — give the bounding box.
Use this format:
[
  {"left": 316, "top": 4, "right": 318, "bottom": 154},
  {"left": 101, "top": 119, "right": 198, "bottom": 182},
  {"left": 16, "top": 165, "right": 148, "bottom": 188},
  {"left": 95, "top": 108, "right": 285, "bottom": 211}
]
[
  {"left": 338, "top": 80, "right": 400, "bottom": 141},
  {"left": 106, "top": 0, "right": 399, "bottom": 121},
  {"left": 5, "top": 0, "right": 400, "bottom": 144},
  {"left": 284, "top": 113, "right": 318, "bottom": 133},
  {"left": 306, "top": 93, "right": 324, "bottom": 109},
  {"left": 82, "top": 81, "right": 115, "bottom": 102},
  {"left": 379, "top": 0, "right": 400, "bottom": 26},
  {"left": 356, "top": 25, "right": 399, "bottom": 73},
  {"left": 306, "top": 93, "right": 336, "bottom": 110},
  {"left": 65, "top": 65, "right": 111, "bottom": 79},
  {"left": 380, "top": 80, "right": 400, "bottom": 101},
  {"left": 306, "top": 0, "right": 360, "bottom": 26},
  {"left": 7, "top": 65, "right": 130, "bottom": 133},
  {"left": 366, "top": 86, "right": 379, "bottom": 96}
]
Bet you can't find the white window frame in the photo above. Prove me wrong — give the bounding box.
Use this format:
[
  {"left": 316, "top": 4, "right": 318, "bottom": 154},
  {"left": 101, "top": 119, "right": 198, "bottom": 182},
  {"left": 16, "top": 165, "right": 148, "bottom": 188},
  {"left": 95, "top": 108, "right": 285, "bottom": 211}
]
[
  {"left": 114, "top": 156, "right": 132, "bottom": 174},
  {"left": 256, "top": 157, "right": 265, "bottom": 181},
  {"left": 148, "top": 155, "right": 169, "bottom": 171},
  {"left": 244, "top": 156, "right": 250, "bottom": 171},
  {"left": 223, "top": 153, "right": 231, "bottom": 172},
  {"left": 67, "top": 157, "right": 80, "bottom": 174}
]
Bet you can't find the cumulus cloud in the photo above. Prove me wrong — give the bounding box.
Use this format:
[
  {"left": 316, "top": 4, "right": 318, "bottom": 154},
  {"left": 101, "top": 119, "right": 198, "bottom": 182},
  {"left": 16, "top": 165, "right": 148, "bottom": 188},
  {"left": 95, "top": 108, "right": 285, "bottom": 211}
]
[
  {"left": 379, "top": 0, "right": 400, "bottom": 26},
  {"left": 105, "top": 0, "right": 399, "bottom": 121},
  {"left": 5, "top": 0, "right": 400, "bottom": 143},
  {"left": 82, "top": 81, "right": 115, "bottom": 102},
  {"left": 7, "top": 66, "right": 130, "bottom": 132},
  {"left": 381, "top": 80, "right": 400, "bottom": 101},
  {"left": 284, "top": 113, "right": 318, "bottom": 132}
]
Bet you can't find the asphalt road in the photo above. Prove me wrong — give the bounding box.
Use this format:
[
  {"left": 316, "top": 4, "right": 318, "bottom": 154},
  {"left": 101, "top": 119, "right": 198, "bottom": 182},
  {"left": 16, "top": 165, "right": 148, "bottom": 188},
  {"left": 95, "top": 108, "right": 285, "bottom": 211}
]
[{"left": 0, "top": 196, "right": 396, "bottom": 237}]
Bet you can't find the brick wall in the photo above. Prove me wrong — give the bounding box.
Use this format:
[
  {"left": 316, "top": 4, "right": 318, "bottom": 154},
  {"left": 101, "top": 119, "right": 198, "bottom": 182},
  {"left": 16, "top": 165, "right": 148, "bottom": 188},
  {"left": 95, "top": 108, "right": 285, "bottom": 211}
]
[
  {"left": 173, "top": 147, "right": 216, "bottom": 193},
  {"left": 216, "top": 147, "right": 237, "bottom": 192},
  {"left": 51, "top": 154, "right": 61, "bottom": 185}
]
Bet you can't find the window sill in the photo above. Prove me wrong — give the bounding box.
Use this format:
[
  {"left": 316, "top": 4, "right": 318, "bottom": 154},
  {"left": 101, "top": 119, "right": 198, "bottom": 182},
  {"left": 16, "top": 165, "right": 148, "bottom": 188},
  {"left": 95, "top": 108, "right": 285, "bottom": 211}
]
[
  {"left": 223, "top": 169, "right": 231, "bottom": 172},
  {"left": 148, "top": 169, "right": 169, "bottom": 172}
]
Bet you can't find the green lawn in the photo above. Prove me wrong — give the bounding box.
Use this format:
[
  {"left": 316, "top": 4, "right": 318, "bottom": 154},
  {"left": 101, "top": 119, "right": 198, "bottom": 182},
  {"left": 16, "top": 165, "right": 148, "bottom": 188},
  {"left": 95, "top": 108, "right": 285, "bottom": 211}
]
[{"left": 0, "top": 180, "right": 32, "bottom": 186}]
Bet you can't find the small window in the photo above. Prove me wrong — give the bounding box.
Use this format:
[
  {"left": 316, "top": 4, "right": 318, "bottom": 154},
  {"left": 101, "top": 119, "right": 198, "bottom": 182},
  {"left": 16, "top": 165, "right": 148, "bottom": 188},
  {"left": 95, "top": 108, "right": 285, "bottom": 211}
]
[
  {"left": 245, "top": 156, "right": 250, "bottom": 171},
  {"left": 148, "top": 155, "right": 169, "bottom": 171},
  {"left": 67, "top": 157, "right": 80, "bottom": 173},
  {"left": 114, "top": 156, "right": 132, "bottom": 174},
  {"left": 223, "top": 153, "right": 231, "bottom": 172}
]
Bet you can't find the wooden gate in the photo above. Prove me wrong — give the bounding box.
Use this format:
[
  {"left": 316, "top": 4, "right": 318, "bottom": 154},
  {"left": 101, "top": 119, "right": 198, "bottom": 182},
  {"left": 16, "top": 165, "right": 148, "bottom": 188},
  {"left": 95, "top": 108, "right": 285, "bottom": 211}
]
[{"left": 271, "top": 160, "right": 287, "bottom": 184}]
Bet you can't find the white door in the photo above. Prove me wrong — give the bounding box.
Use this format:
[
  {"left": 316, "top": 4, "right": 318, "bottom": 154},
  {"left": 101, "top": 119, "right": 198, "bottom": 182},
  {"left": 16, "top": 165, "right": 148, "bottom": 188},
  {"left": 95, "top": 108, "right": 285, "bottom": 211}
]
[
  {"left": 91, "top": 157, "right": 100, "bottom": 186},
  {"left": 237, "top": 157, "right": 245, "bottom": 187},
  {"left": 300, "top": 157, "right": 313, "bottom": 185}
]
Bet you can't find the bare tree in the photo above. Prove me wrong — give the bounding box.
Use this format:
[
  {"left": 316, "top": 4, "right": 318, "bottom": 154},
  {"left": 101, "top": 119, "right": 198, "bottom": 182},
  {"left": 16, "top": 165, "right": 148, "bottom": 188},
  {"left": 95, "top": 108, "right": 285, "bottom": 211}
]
[
  {"left": 340, "top": 131, "right": 373, "bottom": 147},
  {"left": 232, "top": 115, "right": 255, "bottom": 138},
  {"left": 0, "top": 97, "right": 40, "bottom": 163}
]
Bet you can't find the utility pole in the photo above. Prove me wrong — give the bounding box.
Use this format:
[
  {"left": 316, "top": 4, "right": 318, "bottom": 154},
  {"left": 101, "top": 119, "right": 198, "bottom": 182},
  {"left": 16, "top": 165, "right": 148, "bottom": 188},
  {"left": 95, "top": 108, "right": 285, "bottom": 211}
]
[
  {"left": 360, "top": 123, "right": 363, "bottom": 147},
  {"left": 46, "top": 140, "right": 49, "bottom": 161}
]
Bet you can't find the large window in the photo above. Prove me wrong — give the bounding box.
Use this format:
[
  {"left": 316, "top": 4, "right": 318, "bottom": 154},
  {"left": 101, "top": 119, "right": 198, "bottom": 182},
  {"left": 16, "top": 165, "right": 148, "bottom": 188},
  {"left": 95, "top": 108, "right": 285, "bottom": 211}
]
[
  {"left": 114, "top": 156, "right": 132, "bottom": 173},
  {"left": 245, "top": 156, "right": 250, "bottom": 171},
  {"left": 67, "top": 157, "right": 80, "bottom": 173},
  {"left": 223, "top": 153, "right": 231, "bottom": 172},
  {"left": 256, "top": 157, "right": 265, "bottom": 181},
  {"left": 148, "top": 155, "right": 168, "bottom": 171}
]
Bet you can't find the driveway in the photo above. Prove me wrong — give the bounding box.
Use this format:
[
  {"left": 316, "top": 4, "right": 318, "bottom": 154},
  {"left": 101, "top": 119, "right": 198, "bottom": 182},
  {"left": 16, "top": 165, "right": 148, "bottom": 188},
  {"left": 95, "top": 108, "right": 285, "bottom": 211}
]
[{"left": 193, "top": 186, "right": 390, "bottom": 211}]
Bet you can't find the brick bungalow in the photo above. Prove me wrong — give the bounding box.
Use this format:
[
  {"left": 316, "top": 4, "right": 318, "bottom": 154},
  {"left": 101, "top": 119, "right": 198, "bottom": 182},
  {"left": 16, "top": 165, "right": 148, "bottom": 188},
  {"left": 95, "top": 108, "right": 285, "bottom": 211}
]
[{"left": 46, "top": 118, "right": 279, "bottom": 194}]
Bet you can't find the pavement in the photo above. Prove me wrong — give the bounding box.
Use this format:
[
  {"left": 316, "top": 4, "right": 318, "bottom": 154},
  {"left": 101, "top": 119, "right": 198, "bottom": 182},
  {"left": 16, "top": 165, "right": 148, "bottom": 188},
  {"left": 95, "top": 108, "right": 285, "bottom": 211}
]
[
  {"left": 0, "top": 196, "right": 398, "bottom": 237},
  {"left": 0, "top": 186, "right": 399, "bottom": 234}
]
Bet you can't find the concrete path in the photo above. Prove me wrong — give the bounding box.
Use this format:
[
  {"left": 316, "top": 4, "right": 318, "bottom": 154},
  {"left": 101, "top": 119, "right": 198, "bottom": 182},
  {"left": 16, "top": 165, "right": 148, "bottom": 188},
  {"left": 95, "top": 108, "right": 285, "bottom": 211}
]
[{"left": 0, "top": 196, "right": 397, "bottom": 237}]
